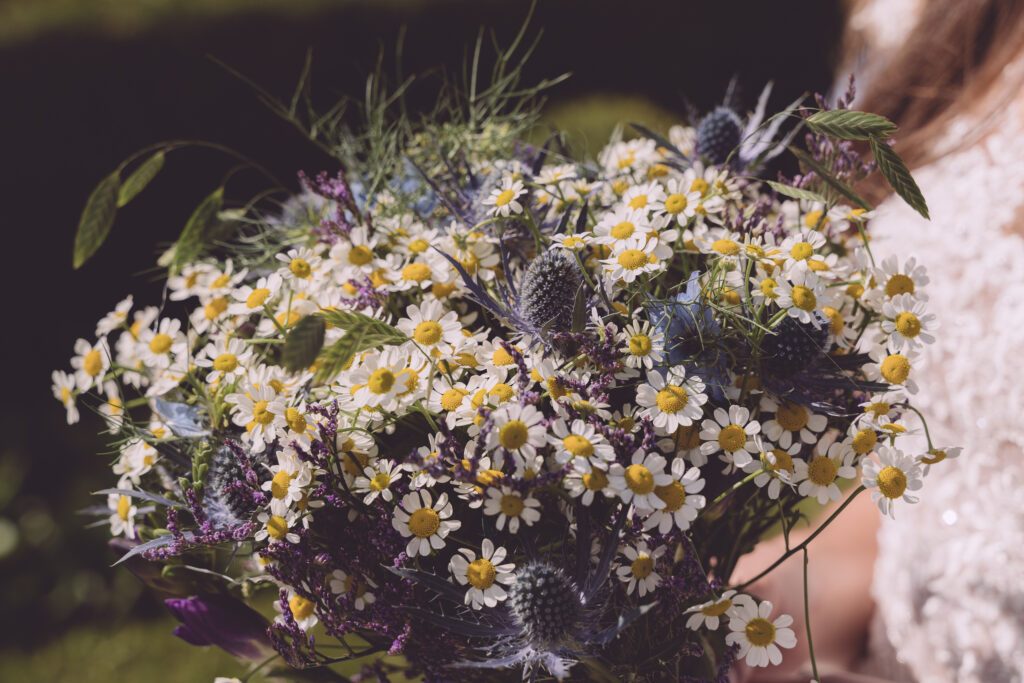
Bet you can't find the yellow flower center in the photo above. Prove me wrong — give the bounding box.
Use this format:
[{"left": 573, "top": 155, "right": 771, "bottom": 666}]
[
  {"left": 628, "top": 195, "right": 648, "bottom": 209},
  {"left": 617, "top": 249, "right": 648, "bottom": 270},
  {"left": 413, "top": 321, "right": 443, "bottom": 345},
  {"left": 665, "top": 193, "right": 688, "bottom": 214},
  {"left": 494, "top": 188, "right": 515, "bottom": 207},
  {"left": 348, "top": 245, "right": 373, "bottom": 266},
  {"left": 759, "top": 278, "right": 778, "bottom": 298},
  {"left": 851, "top": 428, "right": 877, "bottom": 455},
  {"left": 767, "top": 448, "right": 794, "bottom": 473},
  {"left": 213, "top": 353, "right": 238, "bottom": 373},
  {"left": 271, "top": 470, "right": 292, "bottom": 499},
  {"left": 583, "top": 469, "right": 609, "bottom": 491},
  {"left": 466, "top": 558, "right": 497, "bottom": 589},
  {"left": 876, "top": 465, "right": 908, "bottom": 499},
  {"left": 718, "top": 424, "right": 747, "bottom": 452},
  {"left": 440, "top": 388, "right": 467, "bottom": 412},
  {"left": 625, "top": 464, "right": 655, "bottom": 494},
  {"left": 610, "top": 221, "right": 636, "bottom": 240},
  {"left": 367, "top": 368, "right": 396, "bottom": 394},
  {"left": 701, "top": 598, "right": 732, "bottom": 617},
  {"left": 807, "top": 455, "right": 838, "bottom": 486},
  {"left": 804, "top": 209, "right": 828, "bottom": 229},
  {"left": 408, "top": 508, "right": 441, "bottom": 538},
  {"left": 921, "top": 448, "right": 947, "bottom": 465},
  {"left": 266, "top": 514, "right": 288, "bottom": 540},
  {"left": 880, "top": 354, "right": 911, "bottom": 385},
  {"left": 563, "top": 435, "right": 594, "bottom": 458},
  {"left": 149, "top": 333, "right": 173, "bottom": 355},
  {"left": 285, "top": 407, "right": 307, "bottom": 433},
  {"left": 656, "top": 385, "right": 689, "bottom": 413},
  {"left": 628, "top": 334, "right": 652, "bottom": 356},
  {"left": 492, "top": 346, "right": 515, "bottom": 366},
  {"left": 712, "top": 239, "right": 740, "bottom": 256},
  {"left": 790, "top": 241, "right": 813, "bottom": 261},
  {"left": 402, "top": 262, "right": 432, "bottom": 282},
  {"left": 499, "top": 494, "right": 525, "bottom": 517},
  {"left": 289, "top": 595, "right": 315, "bottom": 621},
  {"left": 885, "top": 274, "right": 915, "bottom": 297},
  {"left": 654, "top": 481, "right": 687, "bottom": 512},
  {"left": 370, "top": 471, "right": 392, "bottom": 492},
  {"left": 690, "top": 178, "right": 709, "bottom": 195},
  {"left": 631, "top": 554, "right": 654, "bottom": 579},
  {"left": 246, "top": 288, "right": 271, "bottom": 309},
  {"left": 289, "top": 258, "right": 312, "bottom": 278},
  {"left": 83, "top": 349, "right": 104, "bottom": 376},
  {"left": 895, "top": 312, "right": 921, "bottom": 338},
  {"left": 499, "top": 420, "right": 529, "bottom": 450},
  {"left": 408, "top": 238, "right": 429, "bottom": 253},
  {"left": 205, "top": 297, "right": 228, "bottom": 320},
  {"left": 252, "top": 400, "right": 274, "bottom": 426},
  {"left": 745, "top": 617, "right": 776, "bottom": 647},
  {"left": 116, "top": 495, "right": 131, "bottom": 521},
  {"left": 774, "top": 401, "right": 808, "bottom": 432},
  {"left": 791, "top": 285, "right": 817, "bottom": 311}
]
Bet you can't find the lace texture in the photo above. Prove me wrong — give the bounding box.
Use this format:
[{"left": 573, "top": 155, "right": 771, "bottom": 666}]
[{"left": 859, "top": 58, "right": 1024, "bottom": 683}]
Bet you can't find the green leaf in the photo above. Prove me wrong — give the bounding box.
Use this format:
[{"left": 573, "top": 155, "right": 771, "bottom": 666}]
[
  {"left": 117, "top": 151, "right": 165, "bottom": 207},
  {"left": 281, "top": 315, "right": 326, "bottom": 372},
  {"left": 313, "top": 311, "right": 405, "bottom": 384},
  {"left": 629, "top": 122, "right": 685, "bottom": 158},
  {"left": 790, "top": 147, "right": 872, "bottom": 211},
  {"left": 806, "top": 109, "right": 898, "bottom": 141},
  {"left": 870, "top": 138, "right": 930, "bottom": 220},
  {"left": 172, "top": 187, "right": 223, "bottom": 270},
  {"left": 765, "top": 180, "right": 827, "bottom": 204},
  {"left": 72, "top": 172, "right": 120, "bottom": 269}
]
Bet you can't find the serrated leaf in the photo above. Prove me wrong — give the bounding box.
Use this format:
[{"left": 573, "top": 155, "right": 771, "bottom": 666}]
[
  {"left": 73, "top": 172, "right": 120, "bottom": 269},
  {"left": 790, "top": 147, "right": 872, "bottom": 210},
  {"left": 870, "top": 138, "right": 930, "bottom": 220},
  {"left": 173, "top": 187, "right": 223, "bottom": 270},
  {"left": 313, "top": 328, "right": 405, "bottom": 385},
  {"left": 117, "top": 151, "right": 165, "bottom": 207},
  {"left": 281, "top": 315, "right": 326, "bottom": 372},
  {"left": 806, "top": 109, "right": 898, "bottom": 141},
  {"left": 318, "top": 309, "right": 406, "bottom": 342},
  {"left": 766, "top": 180, "right": 827, "bottom": 204}
]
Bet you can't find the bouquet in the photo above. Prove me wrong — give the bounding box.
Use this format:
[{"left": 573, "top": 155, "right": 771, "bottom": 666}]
[{"left": 53, "top": 32, "right": 953, "bottom": 682}]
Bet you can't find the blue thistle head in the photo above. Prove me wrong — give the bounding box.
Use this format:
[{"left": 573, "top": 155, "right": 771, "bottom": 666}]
[
  {"left": 761, "top": 313, "right": 831, "bottom": 379},
  {"left": 203, "top": 444, "right": 262, "bottom": 529},
  {"left": 648, "top": 271, "right": 730, "bottom": 402},
  {"left": 508, "top": 562, "right": 584, "bottom": 649},
  {"left": 696, "top": 106, "right": 743, "bottom": 165},
  {"left": 518, "top": 251, "right": 583, "bottom": 335}
]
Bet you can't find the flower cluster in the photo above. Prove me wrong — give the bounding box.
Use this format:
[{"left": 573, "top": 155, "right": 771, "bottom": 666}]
[{"left": 54, "top": 79, "right": 950, "bottom": 681}]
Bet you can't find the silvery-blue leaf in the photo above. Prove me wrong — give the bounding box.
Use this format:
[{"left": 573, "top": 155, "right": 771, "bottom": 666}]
[
  {"left": 153, "top": 398, "right": 209, "bottom": 437},
  {"left": 112, "top": 532, "right": 190, "bottom": 566}
]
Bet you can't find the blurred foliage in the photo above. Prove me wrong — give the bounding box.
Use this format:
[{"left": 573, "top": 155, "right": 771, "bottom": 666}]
[
  {"left": 0, "top": 0, "right": 465, "bottom": 46},
  {"left": 533, "top": 93, "right": 681, "bottom": 158}
]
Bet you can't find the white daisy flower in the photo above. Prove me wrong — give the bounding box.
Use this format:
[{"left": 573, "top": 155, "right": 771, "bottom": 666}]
[
  {"left": 547, "top": 418, "right": 616, "bottom": 473},
  {"left": 551, "top": 233, "right": 591, "bottom": 252},
  {"left": 657, "top": 177, "right": 702, "bottom": 225},
  {"left": 642, "top": 457, "right": 706, "bottom": 534},
  {"left": 725, "top": 598, "right": 797, "bottom": 667},
  {"left": 95, "top": 295, "right": 134, "bottom": 336},
  {"left": 793, "top": 435, "right": 858, "bottom": 504},
  {"left": 449, "top": 538, "right": 516, "bottom": 609},
  {"left": 283, "top": 590, "right": 318, "bottom": 631},
  {"left": 564, "top": 467, "right": 613, "bottom": 506},
  {"left": 52, "top": 370, "right": 79, "bottom": 425},
  {"left": 275, "top": 247, "right": 322, "bottom": 284},
  {"left": 255, "top": 510, "right": 300, "bottom": 544},
  {"left": 608, "top": 449, "right": 673, "bottom": 511},
  {"left": 871, "top": 255, "right": 929, "bottom": 301},
  {"left": 773, "top": 268, "right": 826, "bottom": 326},
  {"left": 779, "top": 227, "right": 826, "bottom": 274},
  {"left": 760, "top": 397, "right": 827, "bottom": 448},
  {"left": 880, "top": 293, "right": 936, "bottom": 352},
  {"left": 225, "top": 384, "right": 287, "bottom": 453},
  {"left": 699, "top": 405, "right": 761, "bottom": 471},
  {"left": 593, "top": 206, "right": 656, "bottom": 248},
  {"left": 392, "top": 490, "right": 461, "bottom": 557},
  {"left": 70, "top": 337, "right": 110, "bottom": 391},
  {"left": 397, "top": 299, "right": 463, "bottom": 355},
  {"left": 862, "top": 446, "right": 924, "bottom": 518},
  {"left": 195, "top": 336, "right": 252, "bottom": 384},
  {"left": 487, "top": 403, "right": 547, "bottom": 460},
  {"left": 230, "top": 273, "right": 283, "bottom": 316},
  {"left": 636, "top": 366, "right": 708, "bottom": 435},
  {"left": 329, "top": 570, "right": 377, "bottom": 611},
  {"left": 482, "top": 485, "right": 542, "bottom": 533},
  {"left": 863, "top": 347, "right": 919, "bottom": 395},
  {"left": 685, "top": 590, "right": 743, "bottom": 631},
  {"left": 329, "top": 226, "right": 379, "bottom": 279},
  {"left": 107, "top": 486, "right": 138, "bottom": 540},
  {"left": 622, "top": 181, "right": 667, "bottom": 214},
  {"left": 750, "top": 442, "right": 799, "bottom": 500},
  {"left": 483, "top": 178, "right": 526, "bottom": 217},
  {"left": 349, "top": 350, "right": 410, "bottom": 410},
  {"left": 616, "top": 543, "right": 665, "bottom": 596},
  {"left": 353, "top": 459, "right": 405, "bottom": 504},
  {"left": 619, "top": 319, "right": 665, "bottom": 369},
  {"left": 917, "top": 445, "right": 962, "bottom": 476},
  {"left": 601, "top": 235, "right": 664, "bottom": 284}
]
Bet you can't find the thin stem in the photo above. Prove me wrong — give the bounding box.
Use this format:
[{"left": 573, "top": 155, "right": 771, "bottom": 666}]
[
  {"left": 730, "top": 485, "right": 866, "bottom": 591},
  {"left": 803, "top": 546, "right": 820, "bottom": 682}
]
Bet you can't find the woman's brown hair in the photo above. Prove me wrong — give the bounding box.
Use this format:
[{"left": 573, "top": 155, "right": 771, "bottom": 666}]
[{"left": 844, "top": 0, "right": 1024, "bottom": 197}]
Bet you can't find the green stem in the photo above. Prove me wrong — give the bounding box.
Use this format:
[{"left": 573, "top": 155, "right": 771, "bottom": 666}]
[{"left": 803, "top": 547, "right": 820, "bottom": 682}]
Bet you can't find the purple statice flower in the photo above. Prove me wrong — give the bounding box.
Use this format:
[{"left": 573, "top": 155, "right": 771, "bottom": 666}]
[{"left": 165, "top": 594, "right": 274, "bottom": 661}]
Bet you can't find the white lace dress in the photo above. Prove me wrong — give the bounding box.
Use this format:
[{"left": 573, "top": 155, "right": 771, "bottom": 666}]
[{"left": 857, "top": 56, "right": 1024, "bottom": 683}]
